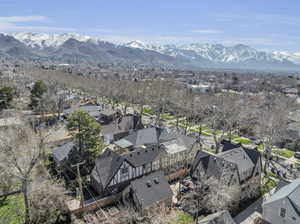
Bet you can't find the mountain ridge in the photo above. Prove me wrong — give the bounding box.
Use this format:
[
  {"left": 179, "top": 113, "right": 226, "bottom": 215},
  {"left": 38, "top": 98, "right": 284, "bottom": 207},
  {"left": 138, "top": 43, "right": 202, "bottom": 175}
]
[{"left": 1, "top": 32, "right": 300, "bottom": 71}]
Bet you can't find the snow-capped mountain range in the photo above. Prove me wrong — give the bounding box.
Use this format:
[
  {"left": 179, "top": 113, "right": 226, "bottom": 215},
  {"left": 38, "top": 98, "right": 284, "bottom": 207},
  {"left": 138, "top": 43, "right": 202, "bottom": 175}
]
[
  {"left": 1, "top": 32, "right": 300, "bottom": 71},
  {"left": 125, "top": 40, "right": 300, "bottom": 66}
]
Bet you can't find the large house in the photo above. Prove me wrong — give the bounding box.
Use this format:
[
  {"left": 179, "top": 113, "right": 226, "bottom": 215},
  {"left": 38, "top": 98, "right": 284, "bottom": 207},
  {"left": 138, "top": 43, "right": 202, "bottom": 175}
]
[
  {"left": 90, "top": 146, "right": 162, "bottom": 196},
  {"left": 191, "top": 145, "right": 262, "bottom": 199},
  {"left": 90, "top": 132, "right": 197, "bottom": 196},
  {"left": 113, "top": 127, "right": 175, "bottom": 149},
  {"left": 263, "top": 179, "right": 300, "bottom": 224}
]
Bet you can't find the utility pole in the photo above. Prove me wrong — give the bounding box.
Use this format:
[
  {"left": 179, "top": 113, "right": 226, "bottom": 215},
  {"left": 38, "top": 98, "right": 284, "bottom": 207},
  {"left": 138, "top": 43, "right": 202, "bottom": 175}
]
[{"left": 72, "top": 161, "right": 86, "bottom": 208}]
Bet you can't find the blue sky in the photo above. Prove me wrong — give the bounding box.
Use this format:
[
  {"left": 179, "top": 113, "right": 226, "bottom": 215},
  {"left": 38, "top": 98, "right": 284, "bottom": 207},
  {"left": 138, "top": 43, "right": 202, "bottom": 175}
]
[{"left": 0, "top": 0, "right": 300, "bottom": 51}]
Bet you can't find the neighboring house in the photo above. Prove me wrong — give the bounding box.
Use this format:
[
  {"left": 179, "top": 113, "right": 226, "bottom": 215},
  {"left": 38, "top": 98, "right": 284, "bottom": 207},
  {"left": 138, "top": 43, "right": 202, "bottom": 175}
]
[
  {"left": 98, "top": 108, "right": 119, "bottom": 124},
  {"left": 263, "top": 179, "right": 300, "bottom": 224},
  {"left": 198, "top": 210, "right": 236, "bottom": 224},
  {"left": 102, "top": 114, "right": 144, "bottom": 143},
  {"left": 129, "top": 171, "right": 173, "bottom": 215},
  {"left": 52, "top": 141, "right": 74, "bottom": 166},
  {"left": 113, "top": 127, "right": 175, "bottom": 149},
  {"left": 90, "top": 146, "right": 163, "bottom": 196},
  {"left": 192, "top": 146, "right": 261, "bottom": 199},
  {"left": 63, "top": 105, "right": 102, "bottom": 119},
  {"left": 160, "top": 134, "right": 198, "bottom": 174}
]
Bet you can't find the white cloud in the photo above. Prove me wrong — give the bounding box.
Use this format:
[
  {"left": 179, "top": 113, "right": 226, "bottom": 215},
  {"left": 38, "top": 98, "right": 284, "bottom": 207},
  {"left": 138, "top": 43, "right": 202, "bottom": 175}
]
[
  {"left": 0, "top": 15, "right": 75, "bottom": 33},
  {"left": 192, "top": 29, "right": 222, "bottom": 34}
]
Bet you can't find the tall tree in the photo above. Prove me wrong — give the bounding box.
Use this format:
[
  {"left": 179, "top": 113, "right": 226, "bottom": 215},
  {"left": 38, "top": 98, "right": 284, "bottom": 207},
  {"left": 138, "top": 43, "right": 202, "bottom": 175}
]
[
  {"left": 0, "top": 122, "right": 42, "bottom": 224},
  {"left": 0, "top": 85, "right": 15, "bottom": 110},
  {"left": 30, "top": 80, "right": 48, "bottom": 109},
  {"left": 67, "top": 110, "right": 103, "bottom": 170}
]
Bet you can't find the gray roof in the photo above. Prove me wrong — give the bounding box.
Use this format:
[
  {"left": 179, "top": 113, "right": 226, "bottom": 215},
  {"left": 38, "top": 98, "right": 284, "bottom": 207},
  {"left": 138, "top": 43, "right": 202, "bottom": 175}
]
[
  {"left": 130, "top": 171, "right": 173, "bottom": 210},
  {"left": 52, "top": 141, "right": 74, "bottom": 163},
  {"left": 91, "top": 146, "right": 162, "bottom": 190},
  {"left": 161, "top": 134, "right": 196, "bottom": 154},
  {"left": 91, "top": 150, "right": 123, "bottom": 189},
  {"left": 198, "top": 210, "right": 236, "bottom": 224},
  {"left": 217, "top": 147, "right": 255, "bottom": 175},
  {"left": 120, "top": 127, "right": 176, "bottom": 147},
  {"left": 263, "top": 178, "right": 300, "bottom": 208},
  {"left": 64, "top": 105, "right": 101, "bottom": 115},
  {"left": 100, "top": 108, "right": 116, "bottom": 117},
  {"left": 102, "top": 114, "right": 143, "bottom": 137},
  {"left": 123, "top": 146, "right": 161, "bottom": 167}
]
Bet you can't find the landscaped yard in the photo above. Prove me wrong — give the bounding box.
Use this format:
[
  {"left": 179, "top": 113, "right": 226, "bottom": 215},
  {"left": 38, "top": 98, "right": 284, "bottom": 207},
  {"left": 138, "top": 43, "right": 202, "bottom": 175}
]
[
  {"left": 0, "top": 194, "right": 24, "bottom": 224},
  {"left": 168, "top": 211, "right": 195, "bottom": 224},
  {"left": 272, "top": 149, "right": 295, "bottom": 159},
  {"left": 232, "top": 137, "right": 252, "bottom": 145},
  {"left": 261, "top": 177, "right": 277, "bottom": 195}
]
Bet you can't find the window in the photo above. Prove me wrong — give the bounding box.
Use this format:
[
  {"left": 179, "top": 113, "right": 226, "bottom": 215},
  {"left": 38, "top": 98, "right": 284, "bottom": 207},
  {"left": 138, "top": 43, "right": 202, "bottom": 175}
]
[
  {"left": 121, "top": 167, "right": 128, "bottom": 174},
  {"left": 280, "top": 208, "right": 286, "bottom": 218}
]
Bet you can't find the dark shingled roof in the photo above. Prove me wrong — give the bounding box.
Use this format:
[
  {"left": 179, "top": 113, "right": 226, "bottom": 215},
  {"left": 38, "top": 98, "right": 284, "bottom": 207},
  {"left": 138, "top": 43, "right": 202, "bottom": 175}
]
[
  {"left": 263, "top": 178, "right": 300, "bottom": 210},
  {"left": 52, "top": 141, "right": 74, "bottom": 163},
  {"left": 91, "top": 150, "right": 123, "bottom": 189},
  {"left": 102, "top": 114, "right": 143, "bottom": 137},
  {"left": 221, "top": 139, "right": 241, "bottom": 152},
  {"left": 91, "top": 146, "right": 162, "bottom": 190},
  {"left": 198, "top": 210, "right": 236, "bottom": 224},
  {"left": 191, "top": 150, "right": 211, "bottom": 174},
  {"left": 119, "top": 127, "right": 175, "bottom": 147},
  {"left": 276, "top": 179, "right": 292, "bottom": 192},
  {"left": 123, "top": 146, "right": 161, "bottom": 167},
  {"left": 130, "top": 171, "right": 173, "bottom": 210}
]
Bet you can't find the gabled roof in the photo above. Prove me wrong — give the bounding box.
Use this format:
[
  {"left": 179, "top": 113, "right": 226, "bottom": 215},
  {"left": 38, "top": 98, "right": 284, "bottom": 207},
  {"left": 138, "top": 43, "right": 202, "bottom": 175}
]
[
  {"left": 198, "top": 210, "right": 236, "bottom": 224},
  {"left": 119, "top": 127, "right": 176, "bottom": 147},
  {"left": 91, "top": 146, "right": 163, "bottom": 190},
  {"left": 102, "top": 114, "right": 143, "bottom": 137},
  {"left": 161, "top": 134, "right": 196, "bottom": 154},
  {"left": 123, "top": 146, "right": 161, "bottom": 167},
  {"left": 263, "top": 178, "right": 300, "bottom": 210},
  {"left": 91, "top": 150, "right": 124, "bottom": 189},
  {"left": 130, "top": 171, "right": 173, "bottom": 210},
  {"left": 100, "top": 108, "right": 116, "bottom": 117},
  {"left": 221, "top": 139, "right": 241, "bottom": 152},
  {"left": 52, "top": 141, "right": 74, "bottom": 163},
  {"left": 217, "top": 147, "right": 255, "bottom": 175},
  {"left": 276, "top": 179, "right": 292, "bottom": 192},
  {"left": 191, "top": 150, "right": 211, "bottom": 173},
  {"left": 64, "top": 105, "right": 101, "bottom": 115}
]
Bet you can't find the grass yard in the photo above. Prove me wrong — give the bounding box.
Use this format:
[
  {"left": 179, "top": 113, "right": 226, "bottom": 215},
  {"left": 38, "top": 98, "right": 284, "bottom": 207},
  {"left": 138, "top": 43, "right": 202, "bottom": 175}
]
[
  {"left": 142, "top": 107, "right": 155, "bottom": 115},
  {"left": 160, "top": 113, "right": 175, "bottom": 121},
  {"left": 0, "top": 194, "right": 24, "bottom": 224},
  {"left": 232, "top": 137, "right": 252, "bottom": 145},
  {"left": 272, "top": 149, "right": 295, "bottom": 159},
  {"left": 168, "top": 211, "right": 195, "bottom": 224},
  {"left": 261, "top": 177, "right": 277, "bottom": 195}
]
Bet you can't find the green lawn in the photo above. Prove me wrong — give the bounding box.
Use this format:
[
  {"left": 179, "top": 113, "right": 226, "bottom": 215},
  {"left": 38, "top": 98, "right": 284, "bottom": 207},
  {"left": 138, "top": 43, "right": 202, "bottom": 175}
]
[
  {"left": 272, "top": 149, "right": 295, "bottom": 159},
  {"left": 142, "top": 107, "right": 155, "bottom": 115},
  {"left": 0, "top": 194, "right": 24, "bottom": 224},
  {"left": 232, "top": 137, "right": 252, "bottom": 145},
  {"left": 261, "top": 177, "right": 277, "bottom": 195},
  {"left": 168, "top": 211, "right": 195, "bottom": 224},
  {"left": 160, "top": 113, "right": 175, "bottom": 121}
]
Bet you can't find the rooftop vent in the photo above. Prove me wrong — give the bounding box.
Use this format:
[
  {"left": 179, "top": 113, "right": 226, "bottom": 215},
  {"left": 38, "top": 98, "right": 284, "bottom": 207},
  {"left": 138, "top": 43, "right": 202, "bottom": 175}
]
[
  {"left": 146, "top": 181, "right": 151, "bottom": 188},
  {"left": 145, "top": 150, "right": 148, "bottom": 153}
]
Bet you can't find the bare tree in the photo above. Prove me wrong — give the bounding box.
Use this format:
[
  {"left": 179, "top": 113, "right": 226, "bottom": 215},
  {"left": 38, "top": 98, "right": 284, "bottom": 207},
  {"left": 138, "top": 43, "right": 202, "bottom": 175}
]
[
  {"left": 29, "top": 180, "right": 69, "bottom": 224},
  {"left": 0, "top": 121, "right": 42, "bottom": 224}
]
